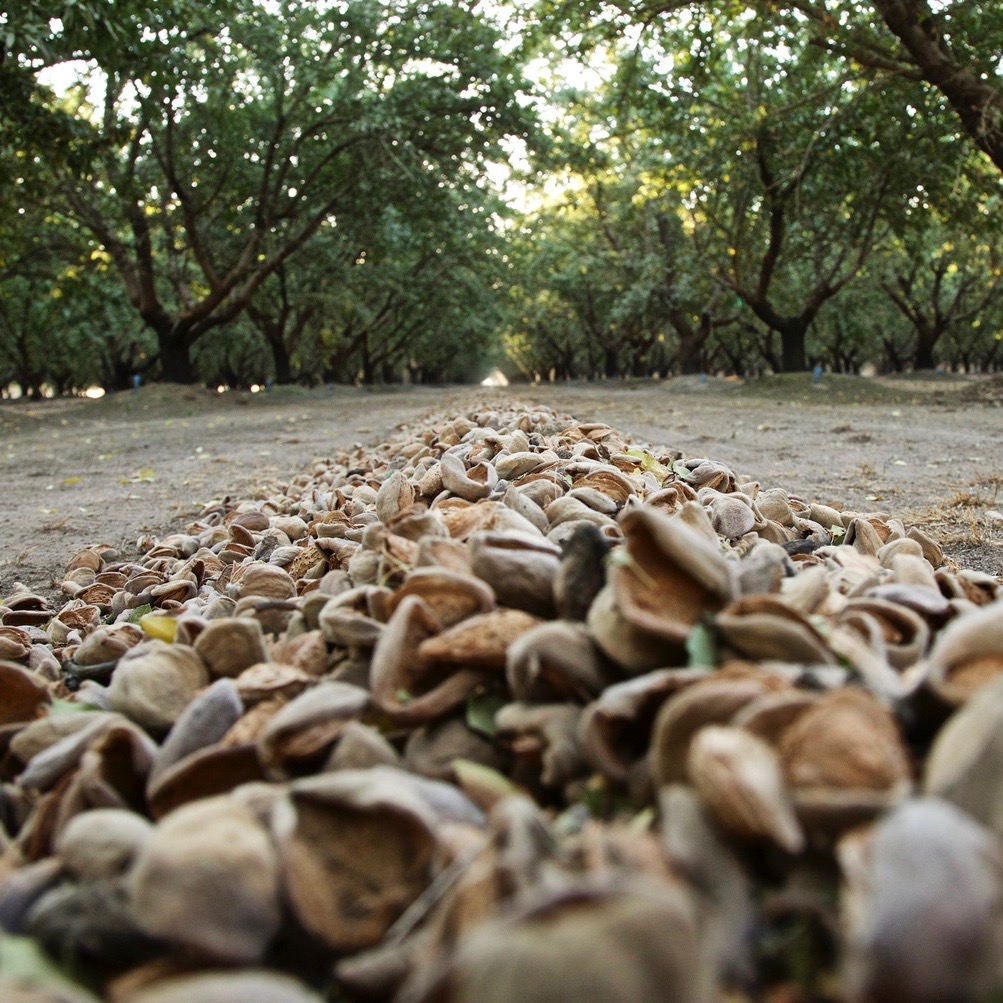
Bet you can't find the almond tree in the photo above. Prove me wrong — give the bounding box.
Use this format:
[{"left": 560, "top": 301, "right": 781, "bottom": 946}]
[
  {"left": 880, "top": 227, "right": 1002, "bottom": 369},
  {"left": 518, "top": 9, "right": 954, "bottom": 372},
  {"left": 7, "top": 0, "right": 535, "bottom": 382},
  {"left": 534, "top": 0, "right": 1003, "bottom": 175}
]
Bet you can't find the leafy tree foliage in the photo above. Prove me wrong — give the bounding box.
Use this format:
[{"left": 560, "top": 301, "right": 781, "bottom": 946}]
[
  {"left": 533, "top": 0, "right": 1003, "bottom": 174},
  {"left": 777, "top": 0, "right": 1003, "bottom": 175},
  {"left": 0, "top": 155, "right": 153, "bottom": 396},
  {"left": 880, "top": 231, "right": 1002, "bottom": 370},
  {"left": 3, "top": 0, "right": 1003, "bottom": 391},
  {"left": 3, "top": 0, "right": 536, "bottom": 385},
  {"left": 502, "top": 0, "right": 1003, "bottom": 375}
]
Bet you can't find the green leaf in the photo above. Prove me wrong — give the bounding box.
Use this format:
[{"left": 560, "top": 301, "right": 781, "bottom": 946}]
[
  {"left": 685, "top": 621, "right": 717, "bottom": 668},
  {"left": 671, "top": 459, "right": 697, "bottom": 481},
  {"left": 465, "top": 689, "right": 507, "bottom": 738},
  {"left": 624, "top": 447, "right": 669, "bottom": 480},
  {"left": 451, "top": 758, "right": 520, "bottom": 801},
  {"left": 0, "top": 935, "right": 98, "bottom": 1000},
  {"left": 128, "top": 603, "right": 153, "bottom": 624},
  {"left": 49, "top": 698, "right": 101, "bottom": 715}
]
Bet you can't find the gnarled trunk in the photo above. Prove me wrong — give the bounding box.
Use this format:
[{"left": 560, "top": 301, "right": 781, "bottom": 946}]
[
  {"left": 913, "top": 322, "right": 946, "bottom": 371},
  {"left": 778, "top": 318, "right": 809, "bottom": 373},
  {"left": 156, "top": 331, "right": 195, "bottom": 384},
  {"left": 271, "top": 338, "right": 294, "bottom": 384}
]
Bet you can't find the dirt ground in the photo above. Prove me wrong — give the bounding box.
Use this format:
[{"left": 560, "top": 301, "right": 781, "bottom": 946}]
[{"left": 2, "top": 374, "right": 1001, "bottom": 602}]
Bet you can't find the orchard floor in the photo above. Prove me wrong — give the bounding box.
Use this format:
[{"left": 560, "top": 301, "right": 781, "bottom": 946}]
[{"left": 2, "top": 373, "right": 1001, "bottom": 601}]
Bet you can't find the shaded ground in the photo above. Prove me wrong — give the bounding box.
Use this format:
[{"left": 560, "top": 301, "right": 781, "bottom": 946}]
[{"left": 2, "top": 374, "right": 1001, "bottom": 601}]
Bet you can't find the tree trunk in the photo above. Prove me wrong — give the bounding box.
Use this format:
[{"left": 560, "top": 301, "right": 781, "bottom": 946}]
[
  {"left": 913, "top": 324, "right": 945, "bottom": 370},
  {"left": 361, "top": 335, "right": 374, "bottom": 385},
  {"left": 723, "top": 348, "right": 745, "bottom": 377},
  {"left": 678, "top": 331, "right": 704, "bottom": 374},
  {"left": 913, "top": 341, "right": 936, "bottom": 371},
  {"left": 667, "top": 309, "right": 706, "bottom": 375},
  {"left": 985, "top": 339, "right": 1002, "bottom": 371},
  {"left": 156, "top": 328, "right": 195, "bottom": 384},
  {"left": 603, "top": 346, "right": 618, "bottom": 379},
  {"left": 778, "top": 318, "right": 809, "bottom": 372},
  {"left": 560, "top": 348, "right": 576, "bottom": 381},
  {"left": 271, "top": 338, "right": 294, "bottom": 384},
  {"left": 882, "top": 337, "right": 905, "bottom": 373},
  {"left": 871, "top": 0, "right": 1003, "bottom": 174},
  {"left": 103, "top": 354, "right": 135, "bottom": 393}
]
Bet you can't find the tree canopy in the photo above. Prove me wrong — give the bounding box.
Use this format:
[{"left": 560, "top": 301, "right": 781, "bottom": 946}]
[{"left": 2, "top": 0, "right": 1002, "bottom": 391}]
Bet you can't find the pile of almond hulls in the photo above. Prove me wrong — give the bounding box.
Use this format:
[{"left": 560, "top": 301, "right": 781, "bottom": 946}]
[{"left": 1, "top": 400, "right": 1001, "bottom": 1003}]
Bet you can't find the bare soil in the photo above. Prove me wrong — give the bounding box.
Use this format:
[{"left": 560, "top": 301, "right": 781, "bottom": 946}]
[{"left": 2, "top": 374, "right": 1001, "bottom": 601}]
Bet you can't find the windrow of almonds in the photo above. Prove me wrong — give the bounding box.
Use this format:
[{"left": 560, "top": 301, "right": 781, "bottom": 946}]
[{"left": 1, "top": 400, "right": 1002, "bottom": 1002}]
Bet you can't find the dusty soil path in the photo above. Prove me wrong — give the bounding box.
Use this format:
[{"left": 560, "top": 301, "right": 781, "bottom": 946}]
[
  {"left": 1, "top": 385, "right": 472, "bottom": 599},
  {"left": 545, "top": 379, "right": 1003, "bottom": 573},
  {"left": 2, "top": 376, "right": 1001, "bottom": 602}
]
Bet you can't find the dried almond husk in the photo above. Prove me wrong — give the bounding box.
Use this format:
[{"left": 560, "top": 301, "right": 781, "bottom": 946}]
[
  {"left": 687, "top": 724, "right": 803, "bottom": 853},
  {"left": 417, "top": 609, "right": 543, "bottom": 671},
  {"left": 778, "top": 687, "right": 912, "bottom": 834},
  {"left": 588, "top": 507, "right": 733, "bottom": 673},
  {"left": 649, "top": 672, "right": 787, "bottom": 789},
  {"left": 129, "top": 796, "right": 282, "bottom": 963},
  {"left": 387, "top": 568, "right": 496, "bottom": 628},
  {"left": 0, "top": 662, "right": 52, "bottom": 725},
  {"left": 276, "top": 770, "right": 441, "bottom": 952}
]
